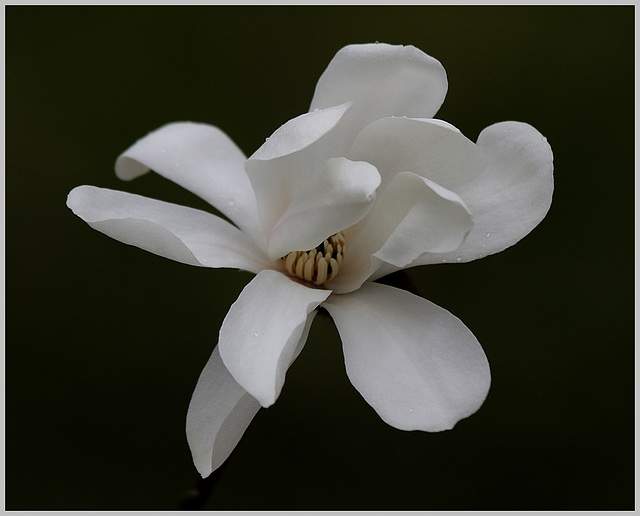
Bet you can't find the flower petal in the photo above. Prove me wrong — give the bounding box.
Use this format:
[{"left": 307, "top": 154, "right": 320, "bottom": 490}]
[
  {"left": 266, "top": 157, "right": 381, "bottom": 260},
  {"left": 348, "top": 117, "right": 486, "bottom": 193},
  {"left": 373, "top": 175, "right": 473, "bottom": 264},
  {"left": 329, "top": 172, "right": 472, "bottom": 293},
  {"left": 324, "top": 283, "right": 491, "bottom": 431},
  {"left": 413, "top": 121, "right": 554, "bottom": 265},
  {"left": 249, "top": 102, "right": 351, "bottom": 162},
  {"left": 187, "top": 304, "right": 318, "bottom": 478},
  {"left": 310, "top": 43, "right": 448, "bottom": 149},
  {"left": 218, "top": 270, "right": 331, "bottom": 407},
  {"left": 115, "top": 122, "right": 262, "bottom": 241},
  {"left": 67, "top": 186, "right": 270, "bottom": 272},
  {"left": 245, "top": 103, "right": 352, "bottom": 234},
  {"left": 186, "top": 346, "right": 261, "bottom": 478}
]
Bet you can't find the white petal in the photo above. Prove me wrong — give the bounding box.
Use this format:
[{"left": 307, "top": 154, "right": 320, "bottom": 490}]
[
  {"left": 414, "top": 121, "right": 554, "bottom": 265},
  {"left": 348, "top": 117, "right": 486, "bottom": 193},
  {"left": 324, "top": 283, "right": 491, "bottom": 431},
  {"left": 373, "top": 175, "right": 472, "bottom": 264},
  {"left": 328, "top": 172, "right": 472, "bottom": 293},
  {"left": 310, "top": 43, "right": 448, "bottom": 150},
  {"left": 266, "top": 157, "right": 381, "bottom": 260},
  {"left": 186, "top": 307, "right": 318, "bottom": 479},
  {"left": 218, "top": 270, "right": 330, "bottom": 407},
  {"left": 249, "top": 102, "right": 351, "bottom": 162},
  {"left": 186, "top": 346, "right": 261, "bottom": 478},
  {"left": 245, "top": 103, "right": 351, "bottom": 234},
  {"left": 67, "top": 186, "right": 270, "bottom": 273},
  {"left": 115, "top": 122, "right": 262, "bottom": 241}
]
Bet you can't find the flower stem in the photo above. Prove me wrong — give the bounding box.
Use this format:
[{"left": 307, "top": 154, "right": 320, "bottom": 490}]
[{"left": 179, "top": 461, "right": 228, "bottom": 510}]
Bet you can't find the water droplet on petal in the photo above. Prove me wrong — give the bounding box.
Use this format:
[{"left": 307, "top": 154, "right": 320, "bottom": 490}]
[
  {"left": 456, "top": 256, "right": 462, "bottom": 262},
  {"left": 313, "top": 108, "right": 320, "bottom": 112},
  {"left": 486, "top": 232, "right": 491, "bottom": 238},
  {"left": 408, "top": 408, "right": 414, "bottom": 413},
  {"left": 253, "top": 331, "right": 259, "bottom": 337}
]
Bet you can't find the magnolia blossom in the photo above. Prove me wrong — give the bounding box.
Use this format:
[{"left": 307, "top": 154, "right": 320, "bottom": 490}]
[{"left": 67, "top": 43, "right": 553, "bottom": 478}]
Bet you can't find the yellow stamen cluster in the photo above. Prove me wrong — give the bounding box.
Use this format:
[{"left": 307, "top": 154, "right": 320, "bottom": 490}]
[{"left": 282, "top": 232, "right": 345, "bottom": 286}]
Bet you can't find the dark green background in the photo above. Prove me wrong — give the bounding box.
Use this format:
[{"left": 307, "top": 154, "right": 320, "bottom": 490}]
[{"left": 7, "top": 6, "right": 634, "bottom": 511}]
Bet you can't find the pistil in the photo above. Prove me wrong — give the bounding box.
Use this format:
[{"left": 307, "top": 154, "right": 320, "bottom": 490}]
[{"left": 282, "top": 232, "right": 345, "bottom": 286}]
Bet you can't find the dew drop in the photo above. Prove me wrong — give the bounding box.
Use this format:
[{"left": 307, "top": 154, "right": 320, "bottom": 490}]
[
  {"left": 313, "top": 108, "right": 320, "bottom": 112},
  {"left": 228, "top": 200, "right": 235, "bottom": 208},
  {"left": 408, "top": 408, "right": 414, "bottom": 413},
  {"left": 486, "top": 232, "right": 491, "bottom": 238},
  {"left": 253, "top": 331, "right": 259, "bottom": 337},
  {"left": 456, "top": 256, "right": 462, "bottom": 262}
]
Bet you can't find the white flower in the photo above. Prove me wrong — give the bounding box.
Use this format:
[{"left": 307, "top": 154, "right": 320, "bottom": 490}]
[{"left": 67, "top": 43, "right": 554, "bottom": 478}]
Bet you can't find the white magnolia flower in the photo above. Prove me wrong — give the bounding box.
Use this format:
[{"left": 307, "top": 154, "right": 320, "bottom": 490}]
[{"left": 67, "top": 43, "right": 553, "bottom": 478}]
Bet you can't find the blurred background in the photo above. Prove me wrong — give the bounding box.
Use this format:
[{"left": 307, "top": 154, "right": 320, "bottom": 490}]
[{"left": 6, "top": 5, "right": 634, "bottom": 511}]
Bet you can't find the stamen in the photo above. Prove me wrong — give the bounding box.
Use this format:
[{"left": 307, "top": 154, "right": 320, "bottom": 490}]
[{"left": 281, "top": 231, "right": 345, "bottom": 286}]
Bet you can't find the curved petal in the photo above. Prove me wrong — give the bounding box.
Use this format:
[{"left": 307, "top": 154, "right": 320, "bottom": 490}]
[
  {"left": 67, "top": 186, "right": 270, "bottom": 273},
  {"left": 328, "top": 172, "right": 472, "bottom": 293},
  {"left": 186, "top": 346, "right": 261, "bottom": 478},
  {"left": 186, "top": 306, "right": 318, "bottom": 478},
  {"left": 249, "top": 102, "right": 351, "bottom": 162},
  {"left": 413, "top": 121, "right": 554, "bottom": 265},
  {"left": 218, "top": 270, "right": 331, "bottom": 407},
  {"left": 324, "top": 283, "right": 491, "bottom": 431},
  {"left": 347, "top": 117, "right": 486, "bottom": 193},
  {"left": 245, "top": 103, "right": 352, "bottom": 234},
  {"left": 115, "top": 122, "right": 262, "bottom": 241},
  {"left": 373, "top": 175, "right": 472, "bottom": 265},
  {"left": 310, "top": 43, "right": 448, "bottom": 151},
  {"left": 266, "top": 157, "right": 381, "bottom": 260}
]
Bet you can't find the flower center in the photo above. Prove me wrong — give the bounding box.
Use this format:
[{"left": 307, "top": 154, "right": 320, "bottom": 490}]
[{"left": 281, "top": 232, "right": 345, "bottom": 286}]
